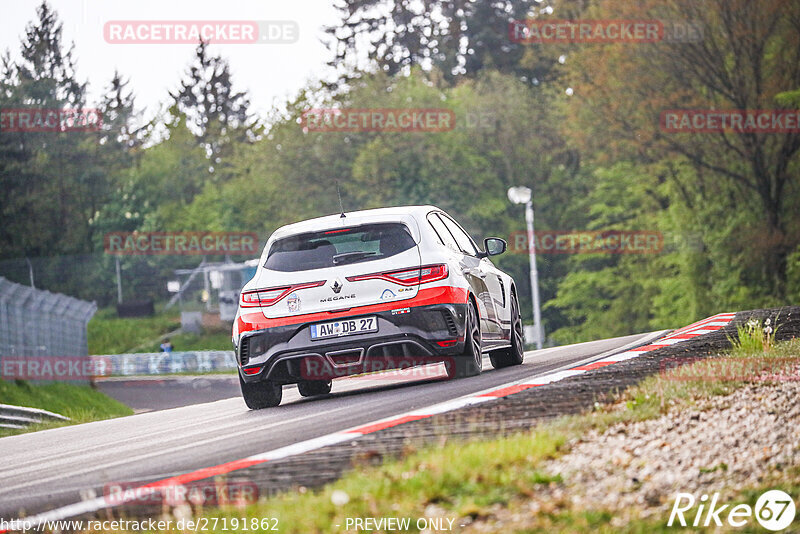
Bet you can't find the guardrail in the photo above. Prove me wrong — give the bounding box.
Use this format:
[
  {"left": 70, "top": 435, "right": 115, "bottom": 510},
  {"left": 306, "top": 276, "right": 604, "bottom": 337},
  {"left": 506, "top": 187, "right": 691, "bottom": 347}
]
[{"left": 0, "top": 403, "right": 70, "bottom": 429}]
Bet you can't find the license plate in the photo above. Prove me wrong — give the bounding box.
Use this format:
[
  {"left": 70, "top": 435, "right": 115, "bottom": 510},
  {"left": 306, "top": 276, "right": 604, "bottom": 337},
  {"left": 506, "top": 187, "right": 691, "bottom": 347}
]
[{"left": 310, "top": 317, "right": 378, "bottom": 340}]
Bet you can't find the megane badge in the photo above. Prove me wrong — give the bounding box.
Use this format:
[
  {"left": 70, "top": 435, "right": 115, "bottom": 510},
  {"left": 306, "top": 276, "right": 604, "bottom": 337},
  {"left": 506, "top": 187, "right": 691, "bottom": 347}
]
[{"left": 331, "top": 278, "right": 343, "bottom": 294}]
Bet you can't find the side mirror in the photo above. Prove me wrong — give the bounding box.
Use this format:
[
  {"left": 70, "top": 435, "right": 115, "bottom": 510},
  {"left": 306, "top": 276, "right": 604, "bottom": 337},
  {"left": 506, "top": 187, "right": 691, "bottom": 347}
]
[{"left": 483, "top": 237, "right": 507, "bottom": 257}]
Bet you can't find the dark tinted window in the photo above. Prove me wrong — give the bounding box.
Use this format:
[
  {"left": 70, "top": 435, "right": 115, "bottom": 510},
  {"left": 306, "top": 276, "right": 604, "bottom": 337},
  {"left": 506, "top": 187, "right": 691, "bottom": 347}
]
[
  {"left": 439, "top": 214, "right": 479, "bottom": 256},
  {"left": 427, "top": 213, "right": 460, "bottom": 251},
  {"left": 264, "top": 223, "right": 416, "bottom": 272}
]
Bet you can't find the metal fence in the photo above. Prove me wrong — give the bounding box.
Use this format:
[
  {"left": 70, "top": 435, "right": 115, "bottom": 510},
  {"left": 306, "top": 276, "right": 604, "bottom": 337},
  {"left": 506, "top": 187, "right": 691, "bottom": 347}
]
[{"left": 0, "top": 276, "right": 96, "bottom": 361}]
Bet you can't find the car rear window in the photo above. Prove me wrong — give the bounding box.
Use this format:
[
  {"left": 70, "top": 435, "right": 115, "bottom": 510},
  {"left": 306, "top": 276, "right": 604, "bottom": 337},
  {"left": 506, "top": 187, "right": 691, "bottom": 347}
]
[{"left": 264, "top": 223, "right": 416, "bottom": 272}]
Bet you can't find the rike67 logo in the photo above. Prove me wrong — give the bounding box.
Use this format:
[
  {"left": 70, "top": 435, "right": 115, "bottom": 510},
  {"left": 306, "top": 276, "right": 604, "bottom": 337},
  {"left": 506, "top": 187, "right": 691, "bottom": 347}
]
[{"left": 669, "top": 490, "right": 796, "bottom": 531}]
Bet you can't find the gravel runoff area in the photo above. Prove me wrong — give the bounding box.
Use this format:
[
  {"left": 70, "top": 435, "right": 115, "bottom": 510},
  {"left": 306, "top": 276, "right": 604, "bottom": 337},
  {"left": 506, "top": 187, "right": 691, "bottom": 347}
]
[
  {"left": 464, "top": 366, "right": 800, "bottom": 531},
  {"left": 111, "top": 307, "right": 800, "bottom": 521}
]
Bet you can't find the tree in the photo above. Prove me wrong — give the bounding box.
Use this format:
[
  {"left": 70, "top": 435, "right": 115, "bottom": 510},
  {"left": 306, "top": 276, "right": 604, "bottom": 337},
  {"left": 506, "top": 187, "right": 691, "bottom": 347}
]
[
  {"left": 561, "top": 0, "right": 800, "bottom": 302},
  {"left": 326, "top": 0, "right": 551, "bottom": 84},
  {"left": 0, "top": 0, "right": 93, "bottom": 258},
  {"left": 170, "top": 41, "right": 254, "bottom": 179},
  {"left": 15, "top": 0, "right": 85, "bottom": 107},
  {"left": 85, "top": 72, "right": 140, "bottom": 246}
]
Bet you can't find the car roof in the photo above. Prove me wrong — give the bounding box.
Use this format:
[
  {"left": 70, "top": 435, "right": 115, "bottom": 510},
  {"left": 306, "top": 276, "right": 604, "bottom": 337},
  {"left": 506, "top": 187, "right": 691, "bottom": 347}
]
[{"left": 270, "top": 205, "right": 442, "bottom": 241}]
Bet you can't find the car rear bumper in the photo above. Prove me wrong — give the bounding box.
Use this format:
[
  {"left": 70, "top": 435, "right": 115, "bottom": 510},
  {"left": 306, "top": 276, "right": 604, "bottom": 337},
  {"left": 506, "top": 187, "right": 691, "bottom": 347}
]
[{"left": 238, "top": 302, "right": 467, "bottom": 383}]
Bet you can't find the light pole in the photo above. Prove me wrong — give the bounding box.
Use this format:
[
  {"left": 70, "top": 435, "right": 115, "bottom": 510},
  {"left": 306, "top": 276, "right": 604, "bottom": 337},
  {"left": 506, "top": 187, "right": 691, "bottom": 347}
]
[{"left": 508, "top": 186, "right": 543, "bottom": 350}]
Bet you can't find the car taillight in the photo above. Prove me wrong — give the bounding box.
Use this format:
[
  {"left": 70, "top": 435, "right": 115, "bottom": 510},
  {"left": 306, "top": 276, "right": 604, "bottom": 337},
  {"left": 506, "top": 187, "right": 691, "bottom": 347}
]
[
  {"left": 239, "top": 281, "right": 324, "bottom": 307},
  {"left": 240, "top": 287, "right": 286, "bottom": 307},
  {"left": 346, "top": 264, "right": 448, "bottom": 286}
]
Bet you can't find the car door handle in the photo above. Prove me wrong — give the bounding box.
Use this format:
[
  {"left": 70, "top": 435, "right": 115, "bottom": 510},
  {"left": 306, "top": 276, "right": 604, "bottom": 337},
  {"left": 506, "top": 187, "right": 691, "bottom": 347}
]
[{"left": 463, "top": 268, "right": 486, "bottom": 279}]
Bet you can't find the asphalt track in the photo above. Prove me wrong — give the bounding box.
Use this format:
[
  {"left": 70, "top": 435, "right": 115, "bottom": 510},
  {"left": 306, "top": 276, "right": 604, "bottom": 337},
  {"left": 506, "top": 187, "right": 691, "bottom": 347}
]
[
  {"left": 0, "top": 331, "right": 665, "bottom": 520},
  {"left": 96, "top": 375, "right": 241, "bottom": 413}
]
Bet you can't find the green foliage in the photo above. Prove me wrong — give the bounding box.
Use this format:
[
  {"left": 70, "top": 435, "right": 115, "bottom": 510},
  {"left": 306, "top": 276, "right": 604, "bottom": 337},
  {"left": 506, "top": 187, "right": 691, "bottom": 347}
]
[
  {"left": 0, "top": 379, "right": 132, "bottom": 437},
  {"left": 730, "top": 317, "right": 777, "bottom": 354},
  {"left": 775, "top": 88, "right": 800, "bottom": 107},
  {"left": 202, "top": 428, "right": 568, "bottom": 533},
  {"left": 788, "top": 246, "right": 800, "bottom": 304},
  {"left": 559, "top": 0, "right": 800, "bottom": 304},
  {"left": 170, "top": 41, "right": 255, "bottom": 175},
  {"left": 88, "top": 308, "right": 236, "bottom": 354},
  {"left": 88, "top": 308, "right": 180, "bottom": 354},
  {"left": 166, "top": 330, "right": 234, "bottom": 352},
  {"left": 326, "top": 0, "right": 544, "bottom": 84}
]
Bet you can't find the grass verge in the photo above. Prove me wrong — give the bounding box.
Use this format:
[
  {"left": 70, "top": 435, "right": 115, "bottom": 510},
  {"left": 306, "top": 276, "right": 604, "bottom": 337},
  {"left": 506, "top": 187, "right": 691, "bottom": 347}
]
[
  {"left": 0, "top": 379, "right": 133, "bottom": 438},
  {"left": 167, "top": 331, "right": 234, "bottom": 352},
  {"left": 88, "top": 307, "right": 233, "bottom": 354},
  {"left": 88, "top": 308, "right": 180, "bottom": 354}
]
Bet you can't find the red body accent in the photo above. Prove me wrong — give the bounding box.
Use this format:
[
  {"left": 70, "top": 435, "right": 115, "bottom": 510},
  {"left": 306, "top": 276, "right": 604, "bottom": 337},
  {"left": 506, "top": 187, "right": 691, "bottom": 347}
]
[{"left": 236, "top": 285, "right": 467, "bottom": 335}]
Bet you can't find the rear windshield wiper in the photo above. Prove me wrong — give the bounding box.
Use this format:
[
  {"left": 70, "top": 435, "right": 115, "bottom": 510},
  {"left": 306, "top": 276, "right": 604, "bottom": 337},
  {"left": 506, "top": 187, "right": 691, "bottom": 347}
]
[{"left": 332, "top": 251, "right": 377, "bottom": 265}]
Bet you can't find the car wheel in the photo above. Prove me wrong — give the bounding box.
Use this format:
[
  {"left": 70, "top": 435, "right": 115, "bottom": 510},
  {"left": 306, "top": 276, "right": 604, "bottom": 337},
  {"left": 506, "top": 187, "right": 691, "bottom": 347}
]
[
  {"left": 489, "top": 293, "right": 525, "bottom": 369},
  {"left": 447, "top": 300, "right": 482, "bottom": 379},
  {"left": 297, "top": 380, "right": 332, "bottom": 397},
  {"left": 239, "top": 374, "right": 282, "bottom": 409}
]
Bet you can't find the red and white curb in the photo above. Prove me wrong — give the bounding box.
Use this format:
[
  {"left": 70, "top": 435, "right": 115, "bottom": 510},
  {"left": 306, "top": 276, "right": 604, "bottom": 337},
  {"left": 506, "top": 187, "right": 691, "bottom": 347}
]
[
  {"left": 5, "top": 312, "right": 735, "bottom": 528},
  {"left": 480, "top": 312, "right": 736, "bottom": 397}
]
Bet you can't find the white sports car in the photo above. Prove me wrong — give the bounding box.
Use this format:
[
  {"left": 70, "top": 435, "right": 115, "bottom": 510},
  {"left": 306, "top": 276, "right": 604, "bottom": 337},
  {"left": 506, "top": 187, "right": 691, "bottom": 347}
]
[{"left": 233, "top": 205, "right": 524, "bottom": 408}]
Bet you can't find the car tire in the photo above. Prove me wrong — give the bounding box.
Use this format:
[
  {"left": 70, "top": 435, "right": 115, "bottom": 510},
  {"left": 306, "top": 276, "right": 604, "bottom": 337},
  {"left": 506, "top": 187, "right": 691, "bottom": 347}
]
[
  {"left": 297, "top": 380, "right": 332, "bottom": 397},
  {"left": 239, "top": 374, "right": 282, "bottom": 409},
  {"left": 447, "top": 300, "right": 482, "bottom": 379},
  {"left": 489, "top": 293, "right": 525, "bottom": 369}
]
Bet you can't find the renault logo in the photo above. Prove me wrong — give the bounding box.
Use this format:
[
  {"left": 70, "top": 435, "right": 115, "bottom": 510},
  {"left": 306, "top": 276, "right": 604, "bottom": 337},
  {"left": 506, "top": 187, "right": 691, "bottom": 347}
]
[{"left": 330, "top": 278, "right": 343, "bottom": 294}]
